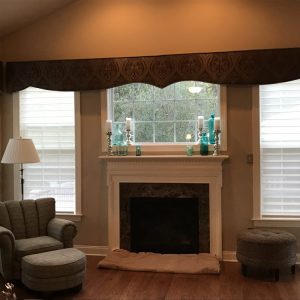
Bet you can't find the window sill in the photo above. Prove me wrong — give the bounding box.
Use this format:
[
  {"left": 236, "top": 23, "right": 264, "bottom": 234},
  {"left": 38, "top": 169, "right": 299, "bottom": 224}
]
[
  {"left": 99, "top": 154, "right": 229, "bottom": 162},
  {"left": 252, "top": 218, "right": 300, "bottom": 228},
  {"left": 56, "top": 213, "right": 83, "bottom": 222}
]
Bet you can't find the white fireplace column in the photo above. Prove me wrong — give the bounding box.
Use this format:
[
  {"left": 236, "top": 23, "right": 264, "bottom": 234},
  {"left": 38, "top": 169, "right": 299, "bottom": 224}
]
[{"left": 101, "top": 155, "right": 228, "bottom": 259}]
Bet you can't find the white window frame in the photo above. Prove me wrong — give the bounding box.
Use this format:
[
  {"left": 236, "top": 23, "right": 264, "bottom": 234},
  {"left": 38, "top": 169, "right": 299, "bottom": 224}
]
[
  {"left": 252, "top": 85, "right": 300, "bottom": 228},
  {"left": 12, "top": 91, "right": 82, "bottom": 221},
  {"left": 100, "top": 85, "right": 227, "bottom": 154}
]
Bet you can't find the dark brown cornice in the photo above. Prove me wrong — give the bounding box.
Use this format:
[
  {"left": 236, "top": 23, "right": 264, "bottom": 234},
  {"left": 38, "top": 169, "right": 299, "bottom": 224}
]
[{"left": 4, "top": 48, "right": 300, "bottom": 92}]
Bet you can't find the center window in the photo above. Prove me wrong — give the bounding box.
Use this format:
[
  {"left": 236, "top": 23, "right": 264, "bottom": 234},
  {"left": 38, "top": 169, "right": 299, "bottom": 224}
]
[{"left": 107, "top": 81, "right": 222, "bottom": 144}]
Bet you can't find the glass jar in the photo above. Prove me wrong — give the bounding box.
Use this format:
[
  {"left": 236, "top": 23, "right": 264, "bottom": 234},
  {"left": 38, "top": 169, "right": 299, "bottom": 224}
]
[{"left": 200, "top": 132, "right": 209, "bottom": 155}]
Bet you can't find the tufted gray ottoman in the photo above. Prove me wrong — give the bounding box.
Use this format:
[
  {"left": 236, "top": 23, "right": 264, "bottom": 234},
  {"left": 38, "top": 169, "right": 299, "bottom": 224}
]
[
  {"left": 237, "top": 228, "right": 297, "bottom": 281},
  {"left": 21, "top": 248, "right": 86, "bottom": 292}
]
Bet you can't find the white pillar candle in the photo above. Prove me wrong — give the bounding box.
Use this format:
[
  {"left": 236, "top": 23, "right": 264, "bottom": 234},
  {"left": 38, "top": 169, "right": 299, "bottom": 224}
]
[
  {"left": 125, "top": 118, "right": 132, "bottom": 131},
  {"left": 197, "top": 116, "right": 204, "bottom": 129},
  {"left": 214, "top": 117, "right": 220, "bottom": 131},
  {"left": 106, "top": 120, "right": 112, "bottom": 132}
]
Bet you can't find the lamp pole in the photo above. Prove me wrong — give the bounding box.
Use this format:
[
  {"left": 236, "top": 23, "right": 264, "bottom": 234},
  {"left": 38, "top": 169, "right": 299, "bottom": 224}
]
[{"left": 20, "top": 163, "right": 24, "bottom": 201}]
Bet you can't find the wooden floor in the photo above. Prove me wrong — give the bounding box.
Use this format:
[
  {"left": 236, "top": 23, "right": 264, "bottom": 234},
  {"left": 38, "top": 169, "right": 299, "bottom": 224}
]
[{"left": 1, "top": 256, "right": 300, "bottom": 300}]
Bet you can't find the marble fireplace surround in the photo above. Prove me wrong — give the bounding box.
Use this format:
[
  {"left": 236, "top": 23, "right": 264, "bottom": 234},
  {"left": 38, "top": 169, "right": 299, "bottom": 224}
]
[{"left": 101, "top": 155, "right": 228, "bottom": 259}]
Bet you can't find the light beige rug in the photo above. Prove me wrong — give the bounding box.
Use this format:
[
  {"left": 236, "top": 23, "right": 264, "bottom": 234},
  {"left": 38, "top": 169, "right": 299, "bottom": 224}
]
[{"left": 98, "top": 249, "right": 220, "bottom": 274}]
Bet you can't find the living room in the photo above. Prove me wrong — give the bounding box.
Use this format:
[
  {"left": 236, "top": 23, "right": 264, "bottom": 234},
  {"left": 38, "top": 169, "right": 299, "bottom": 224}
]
[{"left": 0, "top": 0, "right": 300, "bottom": 299}]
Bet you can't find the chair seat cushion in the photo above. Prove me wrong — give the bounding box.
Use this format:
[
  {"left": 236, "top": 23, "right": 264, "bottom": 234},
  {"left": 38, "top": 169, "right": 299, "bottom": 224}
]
[
  {"left": 22, "top": 248, "right": 86, "bottom": 279},
  {"left": 15, "top": 236, "right": 63, "bottom": 261}
]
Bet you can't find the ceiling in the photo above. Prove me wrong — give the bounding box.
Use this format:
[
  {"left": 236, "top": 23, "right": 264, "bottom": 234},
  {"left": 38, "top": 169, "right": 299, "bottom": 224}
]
[{"left": 0, "top": 0, "right": 76, "bottom": 38}]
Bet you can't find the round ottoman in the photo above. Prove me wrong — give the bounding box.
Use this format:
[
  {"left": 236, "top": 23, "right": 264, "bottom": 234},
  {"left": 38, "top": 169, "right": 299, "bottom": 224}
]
[
  {"left": 237, "top": 228, "right": 297, "bottom": 281},
  {"left": 21, "top": 248, "right": 86, "bottom": 292}
]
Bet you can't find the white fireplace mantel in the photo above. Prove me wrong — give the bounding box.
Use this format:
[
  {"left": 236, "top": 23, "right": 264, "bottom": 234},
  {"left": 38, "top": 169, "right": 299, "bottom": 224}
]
[{"left": 100, "top": 155, "right": 228, "bottom": 259}]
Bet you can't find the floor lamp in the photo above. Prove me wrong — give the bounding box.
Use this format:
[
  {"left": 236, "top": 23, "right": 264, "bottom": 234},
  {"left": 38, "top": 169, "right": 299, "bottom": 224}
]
[{"left": 1, "top": 138, "right": 40, "bottom": 200}]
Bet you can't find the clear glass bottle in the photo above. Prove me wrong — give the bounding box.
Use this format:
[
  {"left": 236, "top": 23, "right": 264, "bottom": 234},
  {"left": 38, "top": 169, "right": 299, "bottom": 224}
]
[
  {"left": 113, "top": 124, "right": 127, "bottom": 155},
  {"left": 200, "top": 132, "right": 209, "bottom": 155},
  {"left": 208, "top": 113, "right": 215, "bottom": 144}
]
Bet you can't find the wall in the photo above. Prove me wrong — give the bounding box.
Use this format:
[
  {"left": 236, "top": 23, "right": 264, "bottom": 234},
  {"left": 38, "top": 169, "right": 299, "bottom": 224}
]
[
  {"left": 0, "top": 94, "right": 15, "bottom": 202},
  {"left": 1, "top": 0, "right": 300, "bottom": 61},
  {"left": 222, "top": 86, "right": 253, "bottom": 251}
]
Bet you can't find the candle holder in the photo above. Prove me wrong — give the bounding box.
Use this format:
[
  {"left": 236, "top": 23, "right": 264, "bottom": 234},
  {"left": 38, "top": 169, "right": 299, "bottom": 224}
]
[
  {"left": 213, "top": 129, "right": 221, "bottom": 156},
  {"left": 106, "top": 131, "right": 113, "bottom": 156},
  {"left": 197, "top": 127, "right": 203, "bottom": 142},
  {"left": 126, "top": 129, "right": 133, "bottom": 145}
]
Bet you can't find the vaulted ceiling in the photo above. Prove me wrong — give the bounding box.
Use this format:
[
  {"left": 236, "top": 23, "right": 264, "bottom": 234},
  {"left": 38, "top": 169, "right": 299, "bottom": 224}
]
[{"left": 0, "top": 0, "right": 76, "bottom": 38}]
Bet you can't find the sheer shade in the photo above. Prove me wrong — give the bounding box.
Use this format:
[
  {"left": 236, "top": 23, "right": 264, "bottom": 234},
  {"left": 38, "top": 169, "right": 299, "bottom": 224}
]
[
  {"left": 260, "top": 79, "right": 300, "bottom": 216},
  {"left": 1, "top": 138, "right": 40, "bottom": 164},
  {"left": 20, "top": 87, "right": 76, "bottom": 213}
]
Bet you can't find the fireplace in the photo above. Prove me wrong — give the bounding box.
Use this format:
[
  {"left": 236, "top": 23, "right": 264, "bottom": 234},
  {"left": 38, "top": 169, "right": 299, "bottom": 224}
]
[
  {"left": 120, "top": 183, "right": 210, "bottom": 254},
  {"left": 101, "top": 155, "right": 227, "bottom": 258},
  {"left": 130, "top": 197, "right": 199, "bottom": 253}
]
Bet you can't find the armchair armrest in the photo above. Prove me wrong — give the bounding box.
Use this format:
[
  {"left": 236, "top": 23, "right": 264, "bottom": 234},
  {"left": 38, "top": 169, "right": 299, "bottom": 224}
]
[
  {"left": 47, "top": 218, "right": 77, "bottom": 248},
  {"left": 0, "top": 226, "right": 15, "bottom": 281}
]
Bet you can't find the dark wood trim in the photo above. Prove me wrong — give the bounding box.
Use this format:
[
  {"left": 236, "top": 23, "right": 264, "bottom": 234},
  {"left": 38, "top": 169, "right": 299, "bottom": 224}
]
[
  {"left": 4, "top": 48, "right": 300, "bottom": 92},
  {"left": 0, "top": 62, "right": 3, "bottom": 92}
]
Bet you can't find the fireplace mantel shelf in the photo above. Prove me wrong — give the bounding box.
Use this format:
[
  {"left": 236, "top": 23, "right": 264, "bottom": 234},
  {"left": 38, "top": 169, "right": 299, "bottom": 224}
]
[{"left": 99, "top": 154, "right": 229, "bottom": 162}]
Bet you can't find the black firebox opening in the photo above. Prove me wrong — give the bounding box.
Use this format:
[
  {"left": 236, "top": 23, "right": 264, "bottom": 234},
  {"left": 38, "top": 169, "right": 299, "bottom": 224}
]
[{"left": 130, "top": 197, "right": 199, "bottom": 254}]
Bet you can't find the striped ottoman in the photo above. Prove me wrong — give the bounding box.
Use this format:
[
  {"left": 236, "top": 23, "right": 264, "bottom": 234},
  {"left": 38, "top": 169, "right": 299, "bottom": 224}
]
[
  {"left": 237, "top": 228, "right": 297, "bottom": 281},
  {"left": 21, "top": 248, "right": 86, "bottom": 292}
]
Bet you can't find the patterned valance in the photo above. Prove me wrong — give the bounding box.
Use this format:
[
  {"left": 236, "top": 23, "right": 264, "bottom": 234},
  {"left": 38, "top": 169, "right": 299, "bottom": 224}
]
[{"left": 3, "top": 48, "right": 300, "bottom": 93}]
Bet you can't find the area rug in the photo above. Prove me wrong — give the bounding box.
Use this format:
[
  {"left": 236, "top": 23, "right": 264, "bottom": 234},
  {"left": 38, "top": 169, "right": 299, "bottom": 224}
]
[{"left": 98, "top": 249, "right": 220, "bottom": 274}]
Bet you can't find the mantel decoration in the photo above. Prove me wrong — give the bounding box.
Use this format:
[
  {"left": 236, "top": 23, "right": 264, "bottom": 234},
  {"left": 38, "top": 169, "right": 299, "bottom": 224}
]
[{"left": 2, "top": 48, "right": 300, "bottom": 93}]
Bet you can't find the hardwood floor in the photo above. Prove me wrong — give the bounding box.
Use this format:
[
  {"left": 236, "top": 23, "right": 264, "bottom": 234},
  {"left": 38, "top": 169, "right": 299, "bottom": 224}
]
[{"left": 1, "top": 256, "right": 300, "bottom": 300}]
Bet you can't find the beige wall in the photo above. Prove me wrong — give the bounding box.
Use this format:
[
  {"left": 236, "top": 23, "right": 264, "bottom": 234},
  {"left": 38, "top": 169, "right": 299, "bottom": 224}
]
[
  {"left": 75, "top": 91, "right": 107, "bottom": 246},
  {"left": 222, "top": 85, "right": 253, "bottom": 251},
  {"left": 1, "top": 93, "right": 15, "bottom": 202},
  {"left": 1, "top": 0, "right": 300, "bottom": 61}
]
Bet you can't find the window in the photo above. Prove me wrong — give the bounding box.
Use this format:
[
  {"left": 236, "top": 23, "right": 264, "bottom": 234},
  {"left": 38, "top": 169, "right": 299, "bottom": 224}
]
[
  {"left": 255, "top": 79, "right": 300, "bottom": 220},
  {"left": 103, "top": 81, "right": 227, "bottom": 152},
  {"left": 16, "top": 87, "right": 81, "bottom": 215}
]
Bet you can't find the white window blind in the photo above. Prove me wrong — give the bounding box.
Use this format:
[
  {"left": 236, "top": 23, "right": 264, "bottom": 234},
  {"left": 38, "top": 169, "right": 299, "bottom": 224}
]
[
  {"left": 260, "top": 79, "right": 300, "bottom": 216},
  {"left": 19, "top": 87, "right": 75, "bottom": 213}
]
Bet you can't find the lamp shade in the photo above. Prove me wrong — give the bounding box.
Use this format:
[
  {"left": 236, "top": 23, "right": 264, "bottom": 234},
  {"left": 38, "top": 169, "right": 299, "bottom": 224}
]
[{"left": 1, "top": 138, "right": 40, "bottom": 164}]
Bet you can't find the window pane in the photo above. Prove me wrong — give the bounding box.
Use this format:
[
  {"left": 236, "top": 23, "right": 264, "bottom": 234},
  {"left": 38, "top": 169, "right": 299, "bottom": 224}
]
[
  {"left": 109, "top": 81, "right": 220, "bottom": 144},
  {"left": 20, "top": 87, "right": 75, "bottom": 213},
  {"left": 260, "top": 79, "right": 300, "bottom": 216}
]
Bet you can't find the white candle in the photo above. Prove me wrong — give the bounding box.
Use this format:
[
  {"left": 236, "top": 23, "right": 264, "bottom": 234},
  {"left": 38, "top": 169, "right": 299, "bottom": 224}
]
[
  {"left": 214, "top": 117, "right": 220, "bottom": 131},
  {"left": 106, "top": 120, "right": 112, "bottom": 132},
  {"left": 197, "top": 116, "right": 204, "bottom": 129},
  {"left": 125, "top": 117, "right": 132, "bottom": 131}
]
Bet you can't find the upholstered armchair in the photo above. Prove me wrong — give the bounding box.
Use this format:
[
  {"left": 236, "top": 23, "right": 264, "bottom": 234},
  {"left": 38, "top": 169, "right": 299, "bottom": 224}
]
[{"left": 0, "top": 198, "right": 77, "bottom": 281}]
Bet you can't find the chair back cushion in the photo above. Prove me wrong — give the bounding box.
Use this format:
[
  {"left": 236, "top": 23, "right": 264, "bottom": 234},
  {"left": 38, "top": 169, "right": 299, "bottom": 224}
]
[
  {"left": 0, "top": 201, "right": 12, "bottom": 231},
  {"left": 1, "top": 198, "right": 55, "bottom": 239},
  {"left": 20, "top": 200, "right": 39, "bottom": 238},
  {"left": 5, "top": 201, "right": 26, "bottom": 239},
  {"left": 35, "top": 198, "right": 55, "bottom": 236}
]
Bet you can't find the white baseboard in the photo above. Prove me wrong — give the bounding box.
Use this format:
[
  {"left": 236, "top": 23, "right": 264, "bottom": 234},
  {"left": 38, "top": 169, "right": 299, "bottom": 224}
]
[
  {"left": 222, "top": 251, "right": 300, "bottom": 264},
  {"left": 222, "top": 251, "right": 237, "bottom": 262},
  {"left": 75, "top": 245, "right": 109, "bottom": 256}
]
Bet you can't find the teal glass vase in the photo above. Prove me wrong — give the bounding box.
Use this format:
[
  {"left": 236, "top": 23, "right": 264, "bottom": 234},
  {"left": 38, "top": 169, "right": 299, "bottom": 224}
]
[
  {"left": 208, "top": 113, "right": 215, "bottom": 144},
  {"left": 200, "top": 132, "right": 209, "bottom": 155}
]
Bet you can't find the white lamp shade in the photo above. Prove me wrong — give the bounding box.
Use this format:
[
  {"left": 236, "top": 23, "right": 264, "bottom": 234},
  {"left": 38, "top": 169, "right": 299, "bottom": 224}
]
[{"left": 1, "top": 138, "right": 40, "bottom": 164}]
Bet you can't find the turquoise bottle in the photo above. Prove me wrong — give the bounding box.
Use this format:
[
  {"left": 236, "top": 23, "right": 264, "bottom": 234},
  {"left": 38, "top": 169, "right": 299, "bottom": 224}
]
[
  {"left": 208, "top": 113, "right": 215, "bottom": 144},
  {"left": 200, "top": 132, "right": 209, "bottom": 155}
]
